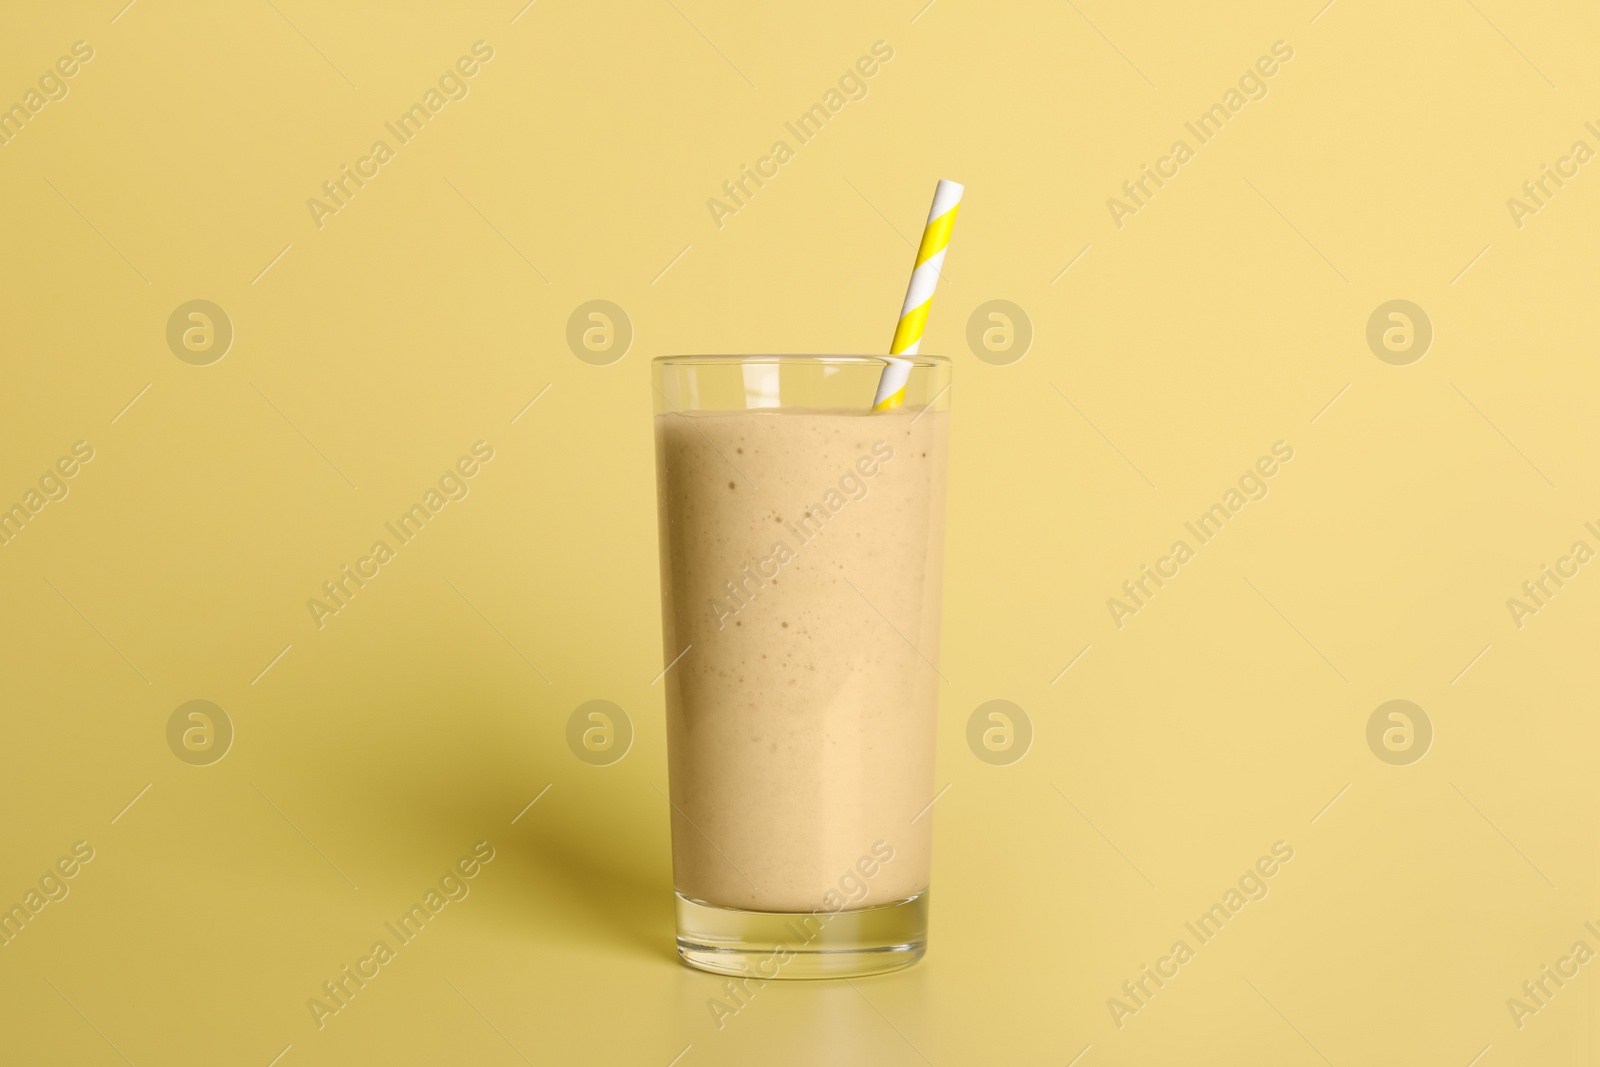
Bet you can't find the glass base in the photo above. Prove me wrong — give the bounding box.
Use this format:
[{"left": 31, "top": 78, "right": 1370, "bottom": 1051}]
[{"left": 675, "top": 891, "right": 927, "bottom": 979}]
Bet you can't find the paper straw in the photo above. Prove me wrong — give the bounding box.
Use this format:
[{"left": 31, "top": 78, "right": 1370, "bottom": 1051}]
[{"left": 872, "top": 179, "right": 963, "bottom": 411}]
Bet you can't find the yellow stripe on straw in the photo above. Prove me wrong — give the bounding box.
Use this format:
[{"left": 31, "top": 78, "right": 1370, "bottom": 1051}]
[
  {"left": 874, "top": 179, "right": 964, "bottom": 411},
  {"left": 887, "top": 300, "right": 931, "bottom": 359},
  {"left": 913, "top": 205, "right": 959, "bottom": 268}
]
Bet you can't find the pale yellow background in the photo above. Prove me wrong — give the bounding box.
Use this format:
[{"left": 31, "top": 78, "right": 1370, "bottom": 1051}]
[{"left": 1, "top": 0, "right": 1596, "bottom": 1064}]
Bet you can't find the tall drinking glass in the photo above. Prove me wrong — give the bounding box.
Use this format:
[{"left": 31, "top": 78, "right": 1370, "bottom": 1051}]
[{"left": 652, "top": 355, "right": 951, "bottom": 978}]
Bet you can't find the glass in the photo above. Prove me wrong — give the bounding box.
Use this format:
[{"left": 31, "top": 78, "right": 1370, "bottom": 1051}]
[{"left": 651, "top": 355, "right": 952, "bottom": 978}]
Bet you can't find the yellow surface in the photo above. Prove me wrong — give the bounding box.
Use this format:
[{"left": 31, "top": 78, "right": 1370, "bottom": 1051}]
[{"left": 1, "top": 2, "right": 1596, "bottom": 1064}]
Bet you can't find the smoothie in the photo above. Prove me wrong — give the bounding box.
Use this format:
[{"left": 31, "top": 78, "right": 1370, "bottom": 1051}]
[{"left": 654, "top": 406, "right": 949, "bottom": 913}]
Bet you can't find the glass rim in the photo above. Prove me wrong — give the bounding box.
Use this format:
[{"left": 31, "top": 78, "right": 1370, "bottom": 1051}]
[{"left": 653, "top": 353, "right": 950, "bottom": 368}]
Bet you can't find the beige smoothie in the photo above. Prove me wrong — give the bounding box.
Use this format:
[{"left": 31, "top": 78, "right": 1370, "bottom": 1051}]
[{"left": 654, "top": 406, "right": 948, "bottom": 913}]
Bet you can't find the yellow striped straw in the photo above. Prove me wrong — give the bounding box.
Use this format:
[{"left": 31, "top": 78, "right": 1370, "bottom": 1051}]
[{"left": 872, "top": 178, "right": 964, "bottom": 411}]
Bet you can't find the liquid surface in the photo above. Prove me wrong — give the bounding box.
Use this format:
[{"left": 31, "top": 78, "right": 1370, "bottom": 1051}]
[{"left": 655, "top": 407, "right": 949, "bottom": 912}]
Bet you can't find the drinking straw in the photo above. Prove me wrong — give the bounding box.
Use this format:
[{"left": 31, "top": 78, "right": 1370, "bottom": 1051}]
[{"left": 872, "top": 178, "right": 964, "bottom": 411}]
